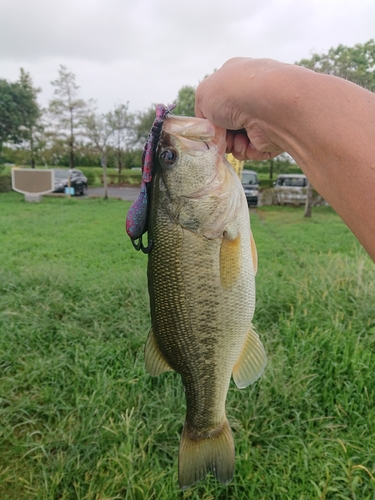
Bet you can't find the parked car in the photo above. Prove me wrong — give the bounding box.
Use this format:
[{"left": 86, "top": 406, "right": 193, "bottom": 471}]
[
  {"left": 273, "top": 174, "right": 307, "bottom": 205},
  {"left": 53, "top": 169, "right": 88, "bottom": 196},
  {"left": 241, "top": 170, "right": 259, "bottom": 207}
]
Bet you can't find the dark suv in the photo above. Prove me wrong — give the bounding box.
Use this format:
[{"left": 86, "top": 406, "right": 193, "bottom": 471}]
[
  {"left": 241, "top": 170, "right": 259, "bottom": 207},
  {"left": 53, "top": 169, "right": 88, "bottom": 196}
]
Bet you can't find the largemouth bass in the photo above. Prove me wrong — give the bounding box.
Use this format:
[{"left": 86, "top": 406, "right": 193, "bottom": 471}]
[{"left": 126, "top": 106, "right": 266, "bottom": 489}]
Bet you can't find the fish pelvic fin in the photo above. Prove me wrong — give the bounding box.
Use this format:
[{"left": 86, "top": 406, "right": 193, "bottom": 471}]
[
  {"left": 232, "top": 324, "right": 267, "bottom": 389},
  {"left": 144, "top": 327, "right": 174, "bottom": 376},
  {"left": 178, "top": 419, "right": 235, "bottom": 490}
]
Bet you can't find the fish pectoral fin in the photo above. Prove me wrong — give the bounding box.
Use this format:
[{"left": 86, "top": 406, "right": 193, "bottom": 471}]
[
  {"left": 220, "top": 230, "right": 241, "bottom": 289},
  {"left": 232, "top": 324, "right": 267, "bottom": 388},
  {"left": 178, "top": 419, "right": 235, "bottom": 490},
  {"left": 250, "top": 231, "right": 258, "bottom": 276},
  {"left": 144, "top": 327, "right": 174, "bottom": 376}
]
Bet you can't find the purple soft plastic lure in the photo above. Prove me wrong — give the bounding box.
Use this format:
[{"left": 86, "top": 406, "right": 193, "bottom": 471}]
[{"left": 126, "top": 103, "right": 176, "bottom": 253}]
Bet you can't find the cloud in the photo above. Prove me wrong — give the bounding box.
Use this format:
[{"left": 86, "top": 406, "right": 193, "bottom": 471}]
[
  {"left": 1, "top": 0, "right": 374, "bottom": 112},
  {"left": 0, "top": 0, "right": 144, "bottom": 61}
]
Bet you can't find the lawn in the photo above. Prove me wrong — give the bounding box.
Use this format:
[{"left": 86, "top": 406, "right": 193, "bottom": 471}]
[{"left": 0, "top": 193, "right": 374, "bottom": 499}]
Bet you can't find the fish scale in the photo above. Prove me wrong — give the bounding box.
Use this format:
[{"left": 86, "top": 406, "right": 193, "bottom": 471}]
[
  {"left": 150, "top": 220, "right": 229, "bottom": 428},
  {"left": 129, "top": 109, "right": 267, "bottom": 489}
]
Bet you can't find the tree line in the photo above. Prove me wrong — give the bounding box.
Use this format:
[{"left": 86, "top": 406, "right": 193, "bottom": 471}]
[
  {"left": 0, "top": 65, "right": 196, "bottom": 170},
  {"left": 1, "top": 39, "right": 374, "bottom": 170}
]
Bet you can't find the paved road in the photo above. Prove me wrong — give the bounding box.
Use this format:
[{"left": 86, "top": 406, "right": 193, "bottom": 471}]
[{"left": 88, "top": 186, "right": 140, "bottom": 201}]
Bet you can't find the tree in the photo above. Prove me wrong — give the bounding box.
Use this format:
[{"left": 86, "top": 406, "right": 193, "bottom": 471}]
[
  {"left": 18, "top": 122, "right": 45, "bottom": 168},
  {"left": 0, "top": 79, "right": 19, "bottom": 159},
  {"left": 49, "top": 65, "right": 93, "bottom": 169},
  {"left": 106, "top": 103, "right": 135, "bottom": 173},
  {"left": 266, "top": 152, "right": 295, "bottom": 180},
  {"left": 17, "top": 69, "right": 43, "bottom": 167},
  {"left": 297, "top": 39, "right": 375, "bottom": 92},
  {"left": 83, "top": 113, "right": 114, "bottom": 199},
  {"left": 0, "top": 69, "right": 41, "bottom": 161},
  {"left": 134, "top": 85, "right": 196, "bottom": 148},
  {"left": 173, "top": 85, "right": 196, "bottom": 116},
  {"left": 134, "top": 105, "right": 156, "bottom": 147}
]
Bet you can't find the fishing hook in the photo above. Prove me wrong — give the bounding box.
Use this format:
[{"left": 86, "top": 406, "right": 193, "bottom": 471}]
[{"left": 131, "top": 235, "right": 153, "bottom": 254}]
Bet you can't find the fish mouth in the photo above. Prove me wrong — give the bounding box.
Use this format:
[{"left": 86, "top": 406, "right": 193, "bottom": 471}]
[
  {"left": 162, "top": 115, "right": 227, "bottom": 157},
  {"left": 162, "top": 115, "right": 216, "bottom": 141}
]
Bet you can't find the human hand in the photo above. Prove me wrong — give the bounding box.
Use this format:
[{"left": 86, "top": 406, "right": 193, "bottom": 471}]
[{"left": 195, "top": 57, "right": 285, "bottom": 161}]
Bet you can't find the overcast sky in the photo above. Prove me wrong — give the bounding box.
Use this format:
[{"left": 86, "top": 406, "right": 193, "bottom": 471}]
[{"left": 1, "top": 0, "right": 374, "bottom": 114}]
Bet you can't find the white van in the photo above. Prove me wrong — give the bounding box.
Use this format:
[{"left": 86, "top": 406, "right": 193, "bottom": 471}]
[{"left": 273, "top": 174, "right": 307, "bottom": 205}]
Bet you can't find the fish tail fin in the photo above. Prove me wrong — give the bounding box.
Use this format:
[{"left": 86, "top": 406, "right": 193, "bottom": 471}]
[{"left": 178, "top": 419, "right": 235, "bottom": 490}]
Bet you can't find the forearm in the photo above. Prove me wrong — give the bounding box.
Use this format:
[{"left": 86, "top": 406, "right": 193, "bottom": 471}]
[
  {"left": 196, "top": 58, "right": 375, "bottom": 260},
  {"left": 247, "top": 65, "right": 375, "bottom": 260}
]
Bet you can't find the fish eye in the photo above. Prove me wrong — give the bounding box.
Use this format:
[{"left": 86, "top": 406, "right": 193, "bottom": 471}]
[{"left": 160, "top": 148, "right": 178, "bottom": 167}]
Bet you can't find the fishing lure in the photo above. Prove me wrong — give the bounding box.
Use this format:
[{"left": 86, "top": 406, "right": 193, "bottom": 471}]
[{"left": 126, "top": 103, "right": 176, "bottom": 253}]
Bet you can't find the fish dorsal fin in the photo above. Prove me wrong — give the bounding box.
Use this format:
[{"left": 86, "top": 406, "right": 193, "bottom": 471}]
[
  {"left": 250, "top": 231, "right": 258, "bottom": 276},
  {"left": 145, "top": 327, "right": 174, "bottom": 376},
  {"left": 232, "top": 324, "right": 267, "bottom": 388},
  {"left": 220, "top": 231, "right": 242, "bottom": 289}
]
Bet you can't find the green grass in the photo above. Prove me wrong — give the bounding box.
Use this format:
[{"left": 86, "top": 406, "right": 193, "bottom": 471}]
[
  {"left": 0, "top": 194, "right": 374, "bottom": 499},
  {"left": 3, "top": 165, "right": 143, "bottom": 188}
]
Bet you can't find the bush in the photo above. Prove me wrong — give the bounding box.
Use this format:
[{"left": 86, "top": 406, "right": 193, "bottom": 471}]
[
  {"left": 78, "top": 168, "right": 96, "bottom": 186},
  {"left": 103, "top": 171, "right": 142, "bottom": 186},
  {"left": 0, "top": 174, "right": 11, "bottom": 193},
  {"left": 244, "top": 160, "right": 303, "bottom": 175},
  {"left": 259, "top": 178, "right": 275, "bottom": 189}
]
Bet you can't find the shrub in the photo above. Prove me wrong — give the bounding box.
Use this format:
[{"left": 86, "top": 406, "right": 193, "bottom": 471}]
[
  {"left": 244, "top": 160, "right": 303, "bottom": 175},
  {"left": 0, "top": 174, "right": 11, "bottom": 193},
  {"left": 103, "top": 171, "right": 142, "bottom": 186},
  {"left": 259, "top": 178, "right": 275, "bottom": 189},
  {"left": 78, "top": 168, "right": 96, "bottom": 186}
]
